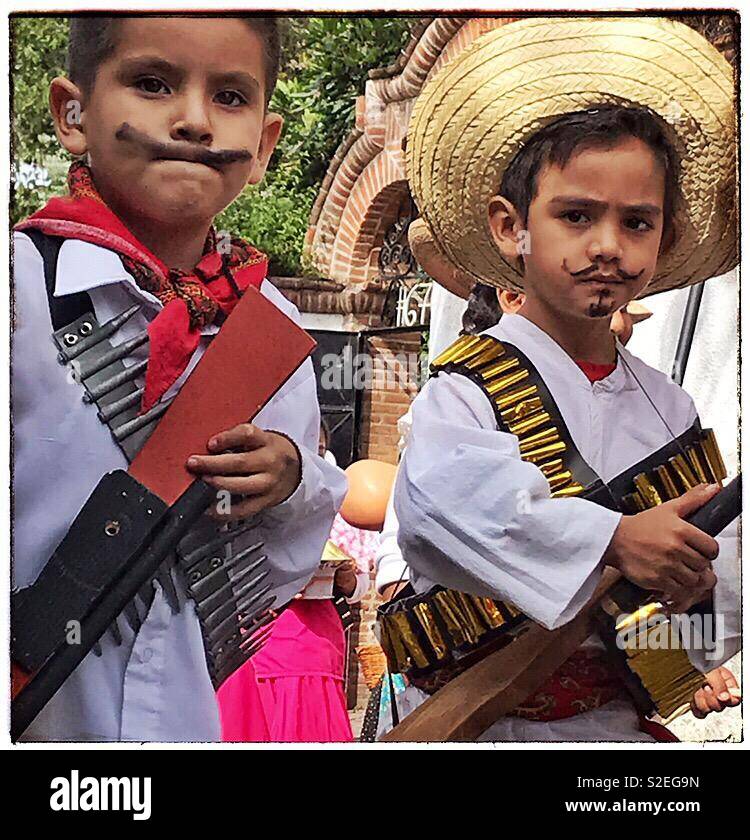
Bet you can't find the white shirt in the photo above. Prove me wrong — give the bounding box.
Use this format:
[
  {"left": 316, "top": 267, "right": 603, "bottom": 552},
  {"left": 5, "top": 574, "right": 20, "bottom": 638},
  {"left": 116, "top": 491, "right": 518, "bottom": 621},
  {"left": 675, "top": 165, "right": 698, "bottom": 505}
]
[
  {"left": 394, "top": 313, "right": 739, "bottom": 668},
  {"left": 626, "top": 269, "right": 739, "bottom": 475},
  {"left": 12, "top": 232, "right": 348, "bottom": 741},
  {"left": 375, "top": 484, "right": 410, "bottom": 595}
]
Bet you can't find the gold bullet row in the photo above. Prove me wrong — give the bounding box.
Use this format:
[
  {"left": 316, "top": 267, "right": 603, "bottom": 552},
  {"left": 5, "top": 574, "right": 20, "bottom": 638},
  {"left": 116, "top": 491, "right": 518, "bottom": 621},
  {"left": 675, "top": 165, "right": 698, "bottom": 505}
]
[
  {"left": 466, "top": 340, "right": 582, "bottom": 495},
  {"left": 621, "top": 433, "right": 727, "bottom": 513},
  {"left": 431, "top": 336, "right": 580, "bottom": 498},
  {"left": 379, "top": 588, "right": 515, "bottom": 674},
  {"left": 625, "top": 641, "right": 707, "bottom": 718},
  {"left": 430, "top": 334, "right": 497, "bottom": 370},
  {"left": 600, "top": 588, "right": 706, "bottom": 717}
]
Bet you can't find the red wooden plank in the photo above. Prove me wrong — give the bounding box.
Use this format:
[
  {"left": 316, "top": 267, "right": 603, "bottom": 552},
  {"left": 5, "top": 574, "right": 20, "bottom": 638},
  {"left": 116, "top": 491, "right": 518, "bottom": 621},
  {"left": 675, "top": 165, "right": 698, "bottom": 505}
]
[{"left": 129, "top": 287, "right": 315, "bottom": 505}]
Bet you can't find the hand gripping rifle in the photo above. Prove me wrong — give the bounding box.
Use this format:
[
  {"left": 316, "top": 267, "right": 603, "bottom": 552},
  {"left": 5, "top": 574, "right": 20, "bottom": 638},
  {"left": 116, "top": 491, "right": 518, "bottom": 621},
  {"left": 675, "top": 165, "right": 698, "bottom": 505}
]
[
  {"left": 11, "top": 287, "right": 316, "bottom": 740},
  {"left": 382, "top": 475, "right": 741, "bottom": 742}
]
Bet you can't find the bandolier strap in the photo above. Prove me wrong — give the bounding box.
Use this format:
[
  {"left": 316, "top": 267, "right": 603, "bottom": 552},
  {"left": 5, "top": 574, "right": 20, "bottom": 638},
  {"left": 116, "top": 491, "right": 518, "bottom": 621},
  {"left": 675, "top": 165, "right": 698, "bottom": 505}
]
[{"left": 378, "top": 334, "right": 728, "bottom": 718}]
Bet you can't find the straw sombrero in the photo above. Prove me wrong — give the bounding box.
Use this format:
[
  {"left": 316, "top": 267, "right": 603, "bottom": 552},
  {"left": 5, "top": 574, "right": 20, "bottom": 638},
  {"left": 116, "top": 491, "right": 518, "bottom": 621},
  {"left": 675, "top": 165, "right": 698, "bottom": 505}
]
[{"left": 407, "top": 17, "right": 737, "bottom": 297}]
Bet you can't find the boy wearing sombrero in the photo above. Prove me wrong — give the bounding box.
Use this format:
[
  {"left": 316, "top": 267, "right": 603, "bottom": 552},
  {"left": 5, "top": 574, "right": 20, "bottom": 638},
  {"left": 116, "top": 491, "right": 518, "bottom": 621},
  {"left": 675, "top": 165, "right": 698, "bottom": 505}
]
[{"left": 393, "top": 17, "right": 739, "bottom": 740}]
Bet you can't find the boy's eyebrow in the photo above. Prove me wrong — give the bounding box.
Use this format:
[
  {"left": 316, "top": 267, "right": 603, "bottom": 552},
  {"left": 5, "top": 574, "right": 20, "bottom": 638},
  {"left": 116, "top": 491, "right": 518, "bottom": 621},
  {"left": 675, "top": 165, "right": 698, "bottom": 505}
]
[
  {"left": 548, "top": 196, "right": 605, "bottom": 209},
  {"left": 548, "top": 196, "right": 661, "bottom": 214},
  {"left": 117, "top": 56, "right": 184, "bottom": 78},
  {"left": 623, "top": 203, "right": 662, "bottom": 216}
]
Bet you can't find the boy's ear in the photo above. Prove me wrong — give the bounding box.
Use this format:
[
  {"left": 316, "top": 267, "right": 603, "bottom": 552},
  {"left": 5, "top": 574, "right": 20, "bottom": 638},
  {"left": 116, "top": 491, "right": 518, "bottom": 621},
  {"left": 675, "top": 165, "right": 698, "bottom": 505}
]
[
  {"left": 247, "top": 112, "right": 284, "bottom": 186},
  {"left": 497, "top": 289, "right": 525, "bottom": 315},
  {"left": 488, "top": 195, "right": 526, "bottom": 263},
  {"left": 49, "top": 77, "right": 88, "bottom": 157}
]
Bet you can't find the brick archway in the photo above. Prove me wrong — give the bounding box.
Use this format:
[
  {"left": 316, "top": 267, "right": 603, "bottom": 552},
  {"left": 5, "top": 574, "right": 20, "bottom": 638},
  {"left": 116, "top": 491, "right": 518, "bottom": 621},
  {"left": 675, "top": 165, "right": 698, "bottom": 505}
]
[
  {"left": 305, "top": 17, "right": 514, "bottom": 291},
  {"left": 330, "top": 168, "right": 409, "bottom": 286}
]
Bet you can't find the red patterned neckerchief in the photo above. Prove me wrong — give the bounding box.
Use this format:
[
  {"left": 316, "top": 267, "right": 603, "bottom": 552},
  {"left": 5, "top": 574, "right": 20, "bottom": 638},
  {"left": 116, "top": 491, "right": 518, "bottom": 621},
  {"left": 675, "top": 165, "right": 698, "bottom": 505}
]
[{"left": 16, "top": 160, "right": 268, "bottom": 412}]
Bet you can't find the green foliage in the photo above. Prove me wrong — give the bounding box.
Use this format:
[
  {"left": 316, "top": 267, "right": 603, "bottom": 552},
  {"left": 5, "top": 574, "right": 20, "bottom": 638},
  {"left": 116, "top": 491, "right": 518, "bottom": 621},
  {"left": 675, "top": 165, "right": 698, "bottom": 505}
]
[
  {"left": 11, "top": 17, "right": 68, "bottom": 162},
  {"left": 10, "top": 17, "right": 69, "bottom": 224},
  {"left": 277, "top": 17, "right": 416, "bottom": 185},
  {"left": 10, "top": 15, "right": 417, "bottom": 273}
]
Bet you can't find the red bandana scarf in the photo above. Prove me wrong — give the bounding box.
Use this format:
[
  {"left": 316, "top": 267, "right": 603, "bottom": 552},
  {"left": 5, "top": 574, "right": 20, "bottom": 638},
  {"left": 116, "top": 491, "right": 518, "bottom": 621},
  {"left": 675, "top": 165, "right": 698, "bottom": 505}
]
[{"left": 16, "top": 161, "right": 268, "bottom": 411}]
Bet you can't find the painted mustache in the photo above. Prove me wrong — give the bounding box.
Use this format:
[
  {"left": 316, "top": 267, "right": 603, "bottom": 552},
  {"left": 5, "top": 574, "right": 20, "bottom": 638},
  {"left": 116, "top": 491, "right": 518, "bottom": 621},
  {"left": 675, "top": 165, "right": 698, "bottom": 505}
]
[
  {"left": 115, "top": 123, "right": 252, "bottom": 169},
  {"left": 569, "top": 263, "right": 644, "bottom": 282}
]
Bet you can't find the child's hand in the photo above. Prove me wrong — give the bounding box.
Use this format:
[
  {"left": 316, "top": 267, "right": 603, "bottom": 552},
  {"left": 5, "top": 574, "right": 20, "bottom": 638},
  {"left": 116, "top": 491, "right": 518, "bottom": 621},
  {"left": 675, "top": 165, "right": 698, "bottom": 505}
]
[
  {"left": 603, "top": 484, "right": 720, "bottom": 611},
  {"left": 690, "top": 666, "right": 741, "bottom": 719},
  {"left": 187, "top": 423, "right": 301, "bottom": 521}
]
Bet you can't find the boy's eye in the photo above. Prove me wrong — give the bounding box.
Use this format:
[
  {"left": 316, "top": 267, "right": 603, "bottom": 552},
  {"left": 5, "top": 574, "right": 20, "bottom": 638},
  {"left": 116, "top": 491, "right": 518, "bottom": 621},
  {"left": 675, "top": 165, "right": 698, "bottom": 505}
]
[
  {"left": 135, "top": 76, "right": 170, "bottom": 95},
  {"left": 561, "top": 210, "right": 589, "bottom": 224},
  {"left": 625, "top": 217, "right": 653, "bottom": 232},
  {"left": 215, "top": 90, "right": 247, "bottom": 108}
]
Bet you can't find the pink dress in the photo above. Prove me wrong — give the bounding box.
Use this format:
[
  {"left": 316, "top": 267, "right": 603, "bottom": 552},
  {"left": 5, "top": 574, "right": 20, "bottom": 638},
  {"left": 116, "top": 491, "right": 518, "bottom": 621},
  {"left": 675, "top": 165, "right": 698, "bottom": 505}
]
[
  {"left": 217, "top": 515, "right": 375, "bottom": 742},
  {"left": 218, "top": 599, "right": 354, "bottom": 742}
]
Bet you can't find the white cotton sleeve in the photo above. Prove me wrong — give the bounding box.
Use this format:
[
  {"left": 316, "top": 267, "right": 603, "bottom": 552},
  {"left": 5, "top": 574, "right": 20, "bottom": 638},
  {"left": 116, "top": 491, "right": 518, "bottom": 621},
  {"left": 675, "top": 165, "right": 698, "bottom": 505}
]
[
  {"left": 254, "top": 283, "right": 348, "bottom": 607},
  {"left": 394, "top": 371, "right": 622, "bottom": 630},
  {"left": 375, "top": 482, "right": 411, "bottom": 594}
]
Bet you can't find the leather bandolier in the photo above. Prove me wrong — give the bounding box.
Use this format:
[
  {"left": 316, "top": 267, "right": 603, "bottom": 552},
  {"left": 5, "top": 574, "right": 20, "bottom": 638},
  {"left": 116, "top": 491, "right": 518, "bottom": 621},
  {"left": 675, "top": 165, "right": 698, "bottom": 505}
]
[
  {"left": 377, "top": 333, "right": 728, "bottom": 718},
  {"left": 13, "top": 231, "right": 274, "bottom": 689}
]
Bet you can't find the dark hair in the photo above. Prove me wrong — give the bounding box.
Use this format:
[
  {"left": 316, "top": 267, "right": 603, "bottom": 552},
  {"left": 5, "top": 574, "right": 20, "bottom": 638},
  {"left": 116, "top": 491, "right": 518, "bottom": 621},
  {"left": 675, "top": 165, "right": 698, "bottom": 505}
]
[
  {"left": 461, "top": 283, "right": 502, "bottom": 335},
  {"left": 319, "top": 417, "right": 331, "bottom": 449},
  {"left": 67, "top": 16, "right": 281, "bottom": 106},
  {"left": 499, "top": 105, "right": 680, "bottom": 247}
]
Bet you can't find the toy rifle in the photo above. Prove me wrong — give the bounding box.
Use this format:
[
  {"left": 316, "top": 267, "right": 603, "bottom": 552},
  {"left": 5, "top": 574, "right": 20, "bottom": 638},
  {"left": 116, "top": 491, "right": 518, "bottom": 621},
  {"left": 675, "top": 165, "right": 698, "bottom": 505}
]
[
  {"left": 11, "top": 286, "right": 316, "bottom": 740},
  {"left": 383, "top": 475, "right": 740, "bottom": 741}
]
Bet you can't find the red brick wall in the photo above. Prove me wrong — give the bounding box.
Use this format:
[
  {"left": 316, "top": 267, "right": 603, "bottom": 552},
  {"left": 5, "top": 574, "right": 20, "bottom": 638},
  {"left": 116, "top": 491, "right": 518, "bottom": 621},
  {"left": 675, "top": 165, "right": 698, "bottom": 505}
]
[{"left": 360, "top": 332, "right": 422, "bottom": 464}]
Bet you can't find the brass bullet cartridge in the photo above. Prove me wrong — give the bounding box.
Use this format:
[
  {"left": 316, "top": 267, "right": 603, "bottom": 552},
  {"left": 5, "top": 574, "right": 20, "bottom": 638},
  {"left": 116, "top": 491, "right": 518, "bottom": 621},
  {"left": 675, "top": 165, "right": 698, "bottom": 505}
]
[
  {"left": 508, "top": 410, "right": 551, "bottom": 437},
  {"left": 551, "top": 483, "right": 584, "bottom": 498},
  {"left": 523, "top": 440, "right": 566, "bottom": 463},
  {"left": 486, "top": 368, "right": 530, "bottom": 396},
  {"left": 634, "top": 473, "right": 662, "bottom": 508},
  {"left": 500, "top": 396, "right": 544, "bottom": 423},
  {"left": 519, "top": 426, "right": 560, "bottom": 453},
  {"left": 465, "top": 342, "right": 506, "bottom": 370},
  {"left": 655, "top": 464, "right": 680, "bottom": 499},
  {"left": 495, "top": 384, "right": 539, "bottom": 411},
  {"left": 479, "top": 357, "right": 520, "bottom": 380}
]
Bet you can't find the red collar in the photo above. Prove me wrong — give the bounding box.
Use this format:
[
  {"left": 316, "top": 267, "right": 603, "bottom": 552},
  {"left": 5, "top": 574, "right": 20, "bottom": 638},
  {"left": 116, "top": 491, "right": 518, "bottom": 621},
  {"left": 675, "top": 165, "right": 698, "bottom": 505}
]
[{"left": 575, "top": 359, "right": 617, "bottom": 383}]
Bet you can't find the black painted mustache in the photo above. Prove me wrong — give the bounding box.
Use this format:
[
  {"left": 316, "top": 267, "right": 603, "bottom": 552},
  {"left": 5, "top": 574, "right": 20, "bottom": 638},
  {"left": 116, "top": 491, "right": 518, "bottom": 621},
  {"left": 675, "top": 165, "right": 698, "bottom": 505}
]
[
  {"left": 569, "top": 263, "right": 644, "bottom": 282},
  {"left": 115, "top": 123, "right": 252, "bottom": 168}
]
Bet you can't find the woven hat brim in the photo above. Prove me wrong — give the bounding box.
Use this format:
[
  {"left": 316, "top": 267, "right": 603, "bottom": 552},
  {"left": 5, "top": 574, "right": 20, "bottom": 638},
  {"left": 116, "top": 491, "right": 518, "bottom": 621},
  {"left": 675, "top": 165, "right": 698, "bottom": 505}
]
[
  {"left": 408, "top": 218, "right": 475, "bottom": 299},
  {"left": 407, "top": 17, "right": 737, "bottom": 296}
]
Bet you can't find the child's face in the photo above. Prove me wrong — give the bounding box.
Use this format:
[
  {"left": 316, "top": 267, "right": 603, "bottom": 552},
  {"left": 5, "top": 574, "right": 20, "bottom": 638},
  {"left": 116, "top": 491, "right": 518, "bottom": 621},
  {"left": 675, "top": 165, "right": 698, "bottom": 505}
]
[
  {"left": 492, "top": 136, "right": 666, "bottom": 322},
  {"left": 54, "top": 18, "right": 282, "bottom": 230}
]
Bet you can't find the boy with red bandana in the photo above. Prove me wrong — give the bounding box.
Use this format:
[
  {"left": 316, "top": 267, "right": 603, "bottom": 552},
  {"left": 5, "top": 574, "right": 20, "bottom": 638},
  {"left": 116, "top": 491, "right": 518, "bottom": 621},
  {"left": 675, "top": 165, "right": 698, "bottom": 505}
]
[{"left": 12, "top": 16, "right": 346, "bottom": 741}]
